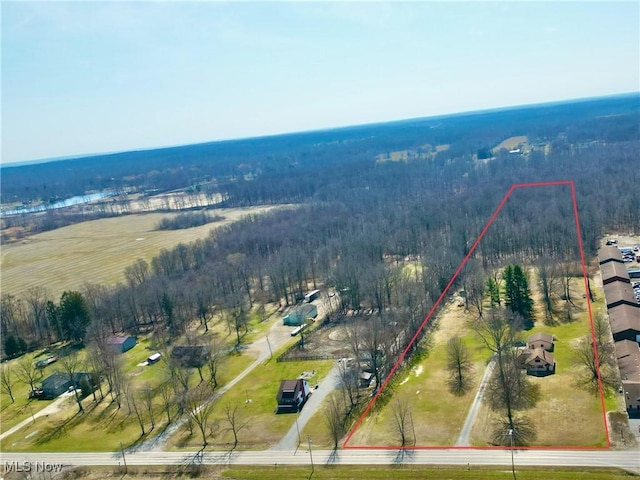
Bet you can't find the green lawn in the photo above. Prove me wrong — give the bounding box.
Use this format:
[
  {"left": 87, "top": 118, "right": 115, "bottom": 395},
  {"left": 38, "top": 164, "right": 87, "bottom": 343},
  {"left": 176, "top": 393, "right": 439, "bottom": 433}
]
[{"left": 169, "top": 354, "right": 334, "bottom": 450}]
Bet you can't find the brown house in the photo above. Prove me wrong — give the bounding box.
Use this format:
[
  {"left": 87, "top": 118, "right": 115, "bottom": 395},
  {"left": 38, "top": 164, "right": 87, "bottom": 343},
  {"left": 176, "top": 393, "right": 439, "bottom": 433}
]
[
  {"left": 608, "top": 304, "right": 640, "bottom": 343},
  {"left": 598, "top": 246, "right": 624, "bottom": 265},
  {"left": 603, "top": 281, "right": 639, "bottom": 309},
  {"left": 600, "top": 261, "right": 631, "bottom": 285},
  {"left": 527, "top": 332, "right": 554, "bottom": 352},
  {"left": 614, "top": 340, "right": 640, "bottom": 418},
  {"left": 523, "top": 348, "right": 555, "bottom": 376}
]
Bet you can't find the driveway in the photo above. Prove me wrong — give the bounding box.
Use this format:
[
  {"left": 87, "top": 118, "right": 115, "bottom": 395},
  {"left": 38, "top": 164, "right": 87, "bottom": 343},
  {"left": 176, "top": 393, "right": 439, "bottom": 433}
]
[{"left": 272, "top": 363, "right": 341, "bottom": 450}]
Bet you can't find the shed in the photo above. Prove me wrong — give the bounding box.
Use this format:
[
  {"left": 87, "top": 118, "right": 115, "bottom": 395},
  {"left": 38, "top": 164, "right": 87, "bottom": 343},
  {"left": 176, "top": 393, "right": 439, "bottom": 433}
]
[
  {"left": 276, "top": 379, "right": 311, "bottom": 413},
  {"left": 106, "top": 335, "right": 137, "bottom": 354},
  {"left": 283, "top": 304, "right": 318, "bottom": 326},
  {"left": 527, "top": 332, "right": 554, "bottom": 352}
]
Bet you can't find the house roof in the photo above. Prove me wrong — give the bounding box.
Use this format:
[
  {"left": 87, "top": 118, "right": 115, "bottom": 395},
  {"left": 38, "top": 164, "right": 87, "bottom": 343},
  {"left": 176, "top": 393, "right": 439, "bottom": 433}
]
[
  {"left": 615, "top": 340, "right": 640, "bottom": 383},
  {"left": 603, "top": 281, "right": 638, "bottom": 307},
  {"left": 600, "top": 261, "right": 630, "bottom": 283},
  {"left": 608, "top": 304, "right": 640, "bottom": 336},
  {"left": 42, "top": 372, "right": 69, "bottom": 390},
  {"left": 277, "top": 379, "right": 303, "bottom": 402},
  {"left": 527, "top": 332, "right": 554, "bottom": 345},
  {"left": 525, "top": 348, "right": 555, "bottom": 366},
  {"left": 598, "top": 246, "right": 623, "bottom": 264},
  {"left": 106, "top": 336, "right": 133, "bottom": 345}
]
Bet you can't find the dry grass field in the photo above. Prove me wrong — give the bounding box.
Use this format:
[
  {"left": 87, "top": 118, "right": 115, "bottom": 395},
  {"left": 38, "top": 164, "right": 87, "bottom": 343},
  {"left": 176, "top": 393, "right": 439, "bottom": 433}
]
[
  {"left": 494, "top": 135, "right": 528, "bottom": 151},
  {"left": 1, "top": 206, "right": 278, "bottom": 298},
  {"left": 346, "top": 273, "right": 612, "bottom": 448}
]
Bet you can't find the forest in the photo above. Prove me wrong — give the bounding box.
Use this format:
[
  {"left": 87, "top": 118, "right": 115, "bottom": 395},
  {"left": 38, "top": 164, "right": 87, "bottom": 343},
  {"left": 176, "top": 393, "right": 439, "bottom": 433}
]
[
  {"left": 1, "top": 93, "right": 638, "bottom": 356},
  {"left": 1, "top": 94, "right": 639, "bottom": 451}
]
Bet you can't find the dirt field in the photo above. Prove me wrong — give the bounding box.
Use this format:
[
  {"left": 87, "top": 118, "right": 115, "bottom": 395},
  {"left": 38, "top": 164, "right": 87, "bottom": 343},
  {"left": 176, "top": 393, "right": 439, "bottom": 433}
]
[{"left": 1, "top": 206, "right": 278, "bottom": 298}]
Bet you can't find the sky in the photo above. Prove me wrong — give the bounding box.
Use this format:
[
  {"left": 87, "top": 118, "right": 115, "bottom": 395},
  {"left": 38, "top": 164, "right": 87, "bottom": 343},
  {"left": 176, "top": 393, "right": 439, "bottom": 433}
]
[{"left": 1, "top": 1, "right": 639, "bottom": 165}]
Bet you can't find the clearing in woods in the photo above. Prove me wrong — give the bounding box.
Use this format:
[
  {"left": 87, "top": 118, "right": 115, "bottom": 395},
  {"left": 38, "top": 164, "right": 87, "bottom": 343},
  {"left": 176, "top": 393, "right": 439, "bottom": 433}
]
[
  {"left": 1, "top": 206, "right": 278, "bottom": 298},
  {"left": 494, "top": 135, "right": 528, "bottom": 151}
]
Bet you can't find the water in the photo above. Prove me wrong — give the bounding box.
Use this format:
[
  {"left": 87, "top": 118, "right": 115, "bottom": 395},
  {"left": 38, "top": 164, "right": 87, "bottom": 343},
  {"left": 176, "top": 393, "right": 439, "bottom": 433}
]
[{"left": 2, "top": 191, "right": 114, "bottom": 216}]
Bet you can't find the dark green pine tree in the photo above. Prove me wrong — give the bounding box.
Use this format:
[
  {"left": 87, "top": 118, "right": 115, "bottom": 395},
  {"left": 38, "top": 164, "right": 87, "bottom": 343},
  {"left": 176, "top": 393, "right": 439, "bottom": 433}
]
[{"left": 503, "top": 265, "right": 534, "bottom": 328}]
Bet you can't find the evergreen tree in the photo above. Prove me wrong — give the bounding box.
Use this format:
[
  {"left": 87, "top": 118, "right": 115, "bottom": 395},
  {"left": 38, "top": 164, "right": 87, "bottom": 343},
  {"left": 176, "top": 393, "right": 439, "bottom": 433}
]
[
  {"left": 503, "top": 265, "right": 534, "bottom": 327},
  {"left": 58, "top": 291, "right": 91, "bottom": 342}
]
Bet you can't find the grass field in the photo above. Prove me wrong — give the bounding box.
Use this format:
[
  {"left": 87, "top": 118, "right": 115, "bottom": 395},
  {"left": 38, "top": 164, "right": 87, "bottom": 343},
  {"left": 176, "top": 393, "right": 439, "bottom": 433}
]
[
  {"left": 494, "top": 135, "right": 528, "bottom": 151},
  {"left": 41, "top": 465, "right": 637, "bottom": 480},
  {"left": 168, "top": 352, "right": 335, "bottom": 450},
  {"left": 1, "top": 206, "right": 277, "bottom": 298},
  {"left": 345, "top": 272, "right": 613, "bottom": 448}
]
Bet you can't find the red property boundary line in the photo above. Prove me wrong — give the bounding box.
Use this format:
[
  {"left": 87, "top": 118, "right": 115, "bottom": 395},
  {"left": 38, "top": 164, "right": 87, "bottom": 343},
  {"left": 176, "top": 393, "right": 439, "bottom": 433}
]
[{"left": 342, "top": 180, "right": 611, "bottom": 450}]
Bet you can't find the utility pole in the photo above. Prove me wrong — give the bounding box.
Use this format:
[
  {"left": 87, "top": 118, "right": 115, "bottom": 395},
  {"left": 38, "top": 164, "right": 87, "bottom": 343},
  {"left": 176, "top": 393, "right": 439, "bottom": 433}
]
[
  {"left": 307, "top": 435, "right": 314, "bottom": 474},
  {"left": 295, "top": 410, "right": 301, "bottom": 447},
  {"left": 266, "top": 336, "right": 273, "bottom": 359},
  {"left": 120, "top": 441, "right": 127, "bottom": 474},
  {"left": 508, "top": 429, "right": 516, "bottom": 480}
]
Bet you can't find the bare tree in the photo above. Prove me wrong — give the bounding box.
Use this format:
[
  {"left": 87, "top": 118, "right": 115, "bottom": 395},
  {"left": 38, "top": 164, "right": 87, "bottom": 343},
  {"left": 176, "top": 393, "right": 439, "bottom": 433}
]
[
  {"left": 223, "top": 401, "right": 249, "bottom": 448},
  {"left": 159, "top": 381, "right": 174, "bottom": 424},
  {"left": 206, "top": 338, "right": 224, "bottom": 389},
  {"left": 337, "top": 358, "right": 360, "bottom": 410},
  {"left": 15, "top": 355, "right": 41, "bottom": 396},
  {"left": 574, "top": 336, "right": 617, "bottom": 396},
  {"left": 59, "top": 353, "right": 84, "bottom": 413},
  {"left": 1, "top": 363, "right": 16, "bottom": 403},
  {"left": 591, "top": 313, "right": 614, "bottom": 365},
  {"left": 142, "top": 384, "right": 156, "bottom": 430},
  {"left": 390, "top": 397, "right": 414, "bottom": 447},
  {"left": 473, "top": 308, "right": 535, "bottom": 433},
  {"left": 23, "top": 286, "right": 50, "bottom": 343},
  {"left": 185, "top": 383, "right": 217, "bottom": 447},
  {"left": 324, "top": 394, "right": 346, "bottom": 450},
  {"left": 446, "top": 336, "right": 473, "bottom": 395},
  {"left": 124, "top": 383, "right": 146, "bottom": 436},
  {"left": 536, "top": 258, "right": 560, "bottom": 323},
  {"left": 463, "top": 260, "right": 486, "bottom": 318}
]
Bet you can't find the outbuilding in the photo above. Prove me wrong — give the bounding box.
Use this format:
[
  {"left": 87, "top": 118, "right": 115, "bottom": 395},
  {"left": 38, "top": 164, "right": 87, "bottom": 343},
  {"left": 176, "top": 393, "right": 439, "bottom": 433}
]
[
  {"left": 106, "top": 335, "right": 137, "bottom": 354},
  {"left": 282, "top": 304, "right": 318, "bottom": 326}
]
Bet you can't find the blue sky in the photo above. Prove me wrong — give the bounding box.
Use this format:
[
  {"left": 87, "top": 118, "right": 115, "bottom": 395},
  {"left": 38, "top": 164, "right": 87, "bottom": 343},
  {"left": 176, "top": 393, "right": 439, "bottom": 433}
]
[{"left": 2, "top": 1, "right": 638, "bottom": 165}]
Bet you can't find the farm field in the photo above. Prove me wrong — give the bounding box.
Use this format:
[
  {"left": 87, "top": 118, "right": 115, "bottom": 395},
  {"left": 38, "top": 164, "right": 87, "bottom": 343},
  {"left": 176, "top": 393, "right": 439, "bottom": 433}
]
[{"left": 1, "top": 206, "right": 278, "bottom": 298}]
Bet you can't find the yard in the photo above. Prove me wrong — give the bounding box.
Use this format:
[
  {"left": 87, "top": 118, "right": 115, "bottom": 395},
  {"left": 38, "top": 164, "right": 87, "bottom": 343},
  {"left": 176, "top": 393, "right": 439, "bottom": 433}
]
[{"left": 345, "top": 272, "right": 614, "bottom": 448}]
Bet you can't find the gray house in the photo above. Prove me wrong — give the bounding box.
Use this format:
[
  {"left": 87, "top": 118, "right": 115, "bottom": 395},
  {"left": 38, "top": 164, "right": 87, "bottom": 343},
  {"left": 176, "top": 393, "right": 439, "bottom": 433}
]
[{"left": 37, "top": 372, "right": 93, "bottom": 399}]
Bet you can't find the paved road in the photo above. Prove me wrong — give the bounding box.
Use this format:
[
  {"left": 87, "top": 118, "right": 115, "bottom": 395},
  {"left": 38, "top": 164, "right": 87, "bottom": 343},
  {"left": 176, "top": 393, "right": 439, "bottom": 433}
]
[
  {"left": 1, "top": 448, "right": 639, "bottom": 473},
  {"left": 273, "top": 364, "right": 341, "bottom": 450},
  {"left": 455, "top": 356, "right": 496, "bottom": 446}
]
